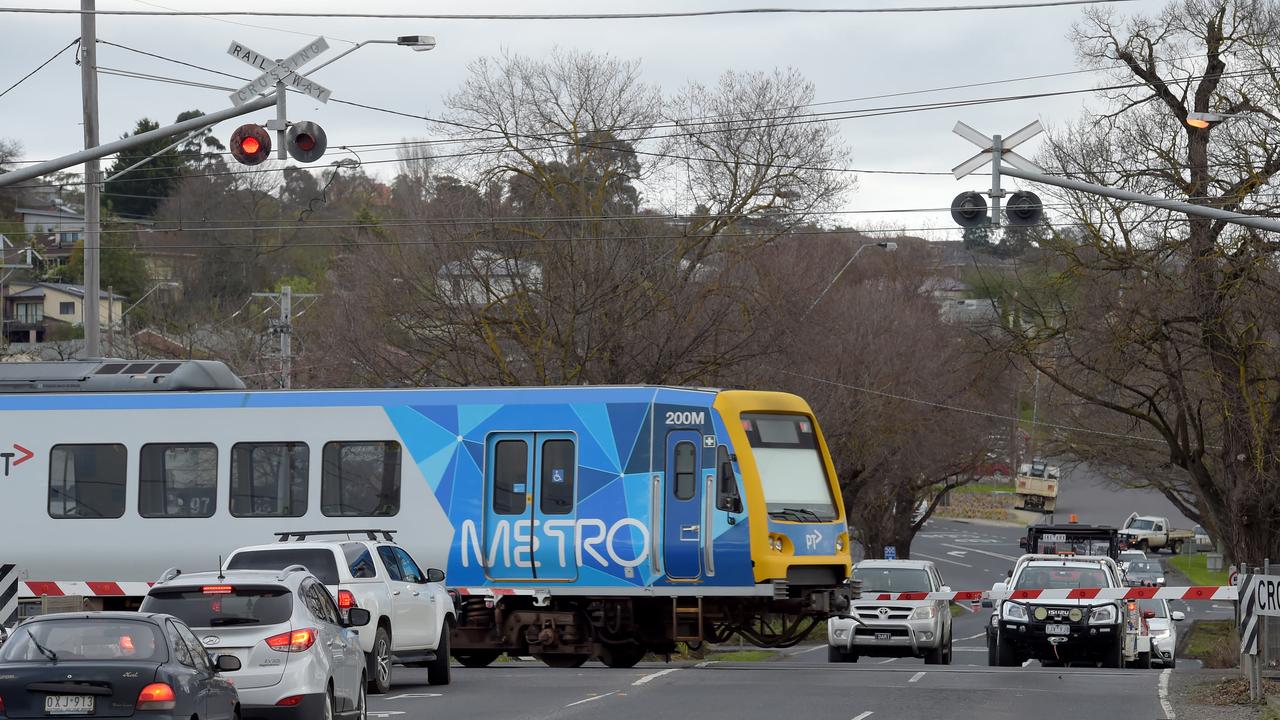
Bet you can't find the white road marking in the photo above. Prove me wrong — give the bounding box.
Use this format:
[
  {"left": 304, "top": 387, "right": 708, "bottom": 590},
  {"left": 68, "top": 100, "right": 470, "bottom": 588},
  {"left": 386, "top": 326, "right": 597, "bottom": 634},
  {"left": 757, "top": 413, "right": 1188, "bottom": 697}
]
[
  {"left": 1159, "top": 668, "right": 1176, "bottom": 719},
  {"left": 851, "top": 712, "right": 874, "bottom": 720},
  {"left": 960, "top": 632, "right": 987, "bottom": 641},
  {"left": 633, "top": 668, "right": 679, "bottom": 686},
  {"left": 953, "top": 647, "right": 987, "bottom": 652},
  {"left": 909, "top": 671, "right": 926, "bottom": 683},
  {"left": 913, "top": 551, "right": 973, "bottom": 568},
  {"left": 694, "top": 660, "right": 719, "bottom": 668},
  {"left": 1021, "top": 659, "right": 1034, "bottom": 667},
  {"left": 877, "top": 658, "right": 897, "bottom": 664},
  {"left": 566, "top": 693, "right": 616, "bottom": 708},
  {"left": 941, "top": 543, "right": 1019, "bottom": 562}
]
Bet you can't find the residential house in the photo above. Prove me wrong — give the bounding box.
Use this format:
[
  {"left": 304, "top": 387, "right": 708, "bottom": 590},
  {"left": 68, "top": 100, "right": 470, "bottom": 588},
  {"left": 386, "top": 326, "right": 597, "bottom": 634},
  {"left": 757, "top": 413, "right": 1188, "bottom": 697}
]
[{"left": 2, "top": 281, "right": 126, "bottom": 344}]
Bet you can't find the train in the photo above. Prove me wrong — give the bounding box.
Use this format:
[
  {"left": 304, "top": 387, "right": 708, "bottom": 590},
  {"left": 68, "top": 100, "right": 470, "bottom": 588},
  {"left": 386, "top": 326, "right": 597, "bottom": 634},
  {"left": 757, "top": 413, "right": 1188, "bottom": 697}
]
[{"left": 0, "top": 359, "right": 854, "bottom": 665}]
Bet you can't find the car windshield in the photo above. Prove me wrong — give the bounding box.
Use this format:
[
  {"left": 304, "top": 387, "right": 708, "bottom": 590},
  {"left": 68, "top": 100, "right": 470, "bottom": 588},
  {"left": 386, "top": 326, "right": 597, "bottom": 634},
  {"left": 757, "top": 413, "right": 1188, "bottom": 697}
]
[
  {"left": 1127, "top": 519, "right": 1155, "bottom": 531},
  {"left": 1120, "top": 552, "right": 1145, "bottom": 561},
  {"left": 1014, "top": 566, "right": 1111, "bottom": 590},
  {"left": 1139, "top": 599, "right": 1168, "bottom": 618},
  {"left": 0, "top": 619, "right": 166, "bottom": 662},
  {"left": 1129, "top": 561, "right": 1160, "bottom": 573},
  {"left": 141, "top": 585, "right": 294, "bottom": 628},
  {"left": 227, "top": 548, "right": 340, "bottom": 585},
  {"left": 742, "top": 413, "right": 836, "bottom": 521},
  {"left": 855, "top": 567, "right": 932, "bottom": 593}
]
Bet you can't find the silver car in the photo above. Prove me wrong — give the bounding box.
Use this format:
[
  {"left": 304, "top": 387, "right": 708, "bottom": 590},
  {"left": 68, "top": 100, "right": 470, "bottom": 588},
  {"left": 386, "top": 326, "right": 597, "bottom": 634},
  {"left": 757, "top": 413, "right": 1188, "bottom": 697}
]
[
  {"left": 828, "top": 559, "right": 953, "bottom": 664},
  {"left": 1140, "top": 598, "right": 1185, "bottom": 667},
  {"left": 141, "top": 566, "right": 371, "bottom": 720}
]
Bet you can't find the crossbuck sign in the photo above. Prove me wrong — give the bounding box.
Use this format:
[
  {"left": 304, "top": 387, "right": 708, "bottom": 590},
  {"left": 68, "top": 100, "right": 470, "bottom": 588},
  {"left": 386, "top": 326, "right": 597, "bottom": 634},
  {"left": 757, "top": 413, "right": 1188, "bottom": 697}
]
[
  {"left": 227, "top": 37, "right": 332, "bottom": 106},
  {"left": 951, "top": 120, "right": 1045, "bottom": 179}
]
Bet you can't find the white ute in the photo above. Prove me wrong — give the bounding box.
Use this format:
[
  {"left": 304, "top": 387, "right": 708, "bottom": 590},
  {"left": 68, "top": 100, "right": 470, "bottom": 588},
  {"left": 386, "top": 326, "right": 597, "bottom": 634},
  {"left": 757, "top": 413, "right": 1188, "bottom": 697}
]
[{"left": 225, "top": 530, "right": 454, "bottom": 693}]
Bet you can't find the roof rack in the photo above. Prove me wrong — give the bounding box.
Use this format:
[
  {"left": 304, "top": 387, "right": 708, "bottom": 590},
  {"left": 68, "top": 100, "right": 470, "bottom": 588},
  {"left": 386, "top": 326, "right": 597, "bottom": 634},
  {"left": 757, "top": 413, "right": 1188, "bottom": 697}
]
[{"left": 274, "top": 529, "right": 397, "bottom": 542}]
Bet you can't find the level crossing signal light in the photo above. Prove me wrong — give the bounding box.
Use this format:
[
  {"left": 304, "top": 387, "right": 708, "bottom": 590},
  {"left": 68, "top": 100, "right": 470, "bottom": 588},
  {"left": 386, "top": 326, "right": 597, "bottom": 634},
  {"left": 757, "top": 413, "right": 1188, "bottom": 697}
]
[
  {"left": 286, "top": 121, "right": 327, "bottom": 163},
  {"left": 950, "top": 191, "right": 989, "bottom": 228},
  {"left": 230, "top": 124, "right": 272, "bottom": 166},
  {"left": 1006, "top": 191, "right": 1044, "bottom": 226}
]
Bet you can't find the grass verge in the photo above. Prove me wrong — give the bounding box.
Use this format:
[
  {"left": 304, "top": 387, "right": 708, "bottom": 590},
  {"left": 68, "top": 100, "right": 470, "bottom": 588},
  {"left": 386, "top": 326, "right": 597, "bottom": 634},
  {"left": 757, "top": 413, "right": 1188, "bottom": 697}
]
[
  {"left": 1169, "top": 554, "right": 1230, "bottom": 586},
  {"left": 952, "top": 482, "right": 1015, "bottom": 495},
  {"left": 1181, "top": 619, "right": 1239, "bottom": 668},
  {"left": 707, "top": 649, "right": 778, "bottom": 662}
]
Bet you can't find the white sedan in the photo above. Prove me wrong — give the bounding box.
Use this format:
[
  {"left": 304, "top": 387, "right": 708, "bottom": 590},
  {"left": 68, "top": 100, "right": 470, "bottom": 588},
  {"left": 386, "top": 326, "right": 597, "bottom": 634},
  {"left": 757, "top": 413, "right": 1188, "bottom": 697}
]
[{"left": 1141, "top": 598, "right": 1185, "bottom": 667}]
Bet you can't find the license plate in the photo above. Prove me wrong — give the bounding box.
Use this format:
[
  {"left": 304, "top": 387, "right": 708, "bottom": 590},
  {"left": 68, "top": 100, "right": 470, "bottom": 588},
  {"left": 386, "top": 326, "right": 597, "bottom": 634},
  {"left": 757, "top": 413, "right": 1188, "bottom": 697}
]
[
  {"left": 44, "top": 695, "right": 94, "bottom": 715},
  {"left": 874, "top": 632, "right": 892, "bottom": 641},
  {"left": 1046, "top": 624, "right": 1071, "bottom": 636}
]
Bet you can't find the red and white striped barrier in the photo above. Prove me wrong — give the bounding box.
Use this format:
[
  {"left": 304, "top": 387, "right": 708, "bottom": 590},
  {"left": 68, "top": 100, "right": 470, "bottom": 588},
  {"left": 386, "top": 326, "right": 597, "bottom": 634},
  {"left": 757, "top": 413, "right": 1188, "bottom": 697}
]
[
  {"left": 21, "top": 581, "right": 155, "bottom": 597},
  {"left": 865, "top": 585, "right": 1237, "bottom": 602},
  {"left": 17, "top": 582, "right": 1236, "bottom": 602}
]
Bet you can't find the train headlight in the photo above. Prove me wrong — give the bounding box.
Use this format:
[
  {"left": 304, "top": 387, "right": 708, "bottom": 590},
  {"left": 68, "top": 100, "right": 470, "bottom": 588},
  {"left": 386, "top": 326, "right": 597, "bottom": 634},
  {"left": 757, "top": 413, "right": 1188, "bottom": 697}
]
[
  {"left": 835, "top": 535, "right": 846, "bottom": 553},
  {"left": 770, "top": 536, "right": 784, "bottom": 552}
]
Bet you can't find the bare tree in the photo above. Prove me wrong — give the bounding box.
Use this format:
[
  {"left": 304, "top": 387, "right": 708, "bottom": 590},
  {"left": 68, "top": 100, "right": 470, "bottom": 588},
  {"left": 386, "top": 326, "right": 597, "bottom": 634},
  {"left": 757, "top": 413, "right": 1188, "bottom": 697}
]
[{"left": 991, "top": 0, "right": 1280, "bottom": 564}]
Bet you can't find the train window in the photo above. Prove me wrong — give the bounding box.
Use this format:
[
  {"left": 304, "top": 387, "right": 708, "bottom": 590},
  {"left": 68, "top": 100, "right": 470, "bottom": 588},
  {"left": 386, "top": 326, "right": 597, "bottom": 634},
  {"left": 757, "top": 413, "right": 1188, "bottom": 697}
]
[
  {"left": 48, "top": 444, "right": 127, "bottom": 519},
  {"left": 139, "top": 444, "right": 218, "bottom": 518},
  {"left": 539, "top": 439, "right": 576, "bottom": 515},
  {"left": 715, "top": 445, "right": 743, "bottom": 513},
  {"left": 673, "top": 441, "right": 697, "bottom": 500},
  {"left": 321, "top": 441, "right": 401, "bottom": 517},
  {"left": 230, "top": 442, "right": 309, "bottom": 518},
  {"left": 492, "top": 439, "right": 529, "bottom": 515}
]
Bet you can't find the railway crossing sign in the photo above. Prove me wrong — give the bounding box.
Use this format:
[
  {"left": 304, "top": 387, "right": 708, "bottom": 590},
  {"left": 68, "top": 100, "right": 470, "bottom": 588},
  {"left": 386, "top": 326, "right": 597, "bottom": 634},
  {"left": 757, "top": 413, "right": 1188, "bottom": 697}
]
[
  {"left": 951, "top": 120, "right": 1045, "bottom": 179},
  {"left": 227, "top": 37, "right": 332, "bottom": 106}
]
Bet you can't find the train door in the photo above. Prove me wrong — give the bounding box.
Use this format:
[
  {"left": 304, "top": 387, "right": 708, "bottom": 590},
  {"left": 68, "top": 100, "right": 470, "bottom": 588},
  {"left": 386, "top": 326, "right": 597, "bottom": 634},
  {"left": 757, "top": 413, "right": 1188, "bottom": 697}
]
[
  {"left": 530, "top": 433, "right": 578, "bottom": 581},
  {"left": 663, "top": 430, "right": 703, "bottom": 580},
  {"left": 484, "top": 433, "right": 579, "bottom": 581}
]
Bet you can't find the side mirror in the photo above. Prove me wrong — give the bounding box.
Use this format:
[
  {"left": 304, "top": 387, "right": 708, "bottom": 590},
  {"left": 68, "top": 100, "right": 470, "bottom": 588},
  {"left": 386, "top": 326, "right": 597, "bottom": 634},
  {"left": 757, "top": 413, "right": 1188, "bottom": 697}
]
[
  {"left": 214, "top": 655, "right": 241, "bottom": 672},
  {"left": 1018, "top": 538, "right": 1027, "bottom": 549},
  {"left": 345, "top": 608, "right": 372, "bottom": 628},
  {"left": 1172, "top": 611, "right": 1186, "bottom": 622},
  {"left": 992, "top": 582, "right": 1008, "bottom": 594},
  {"left": 426, "top": 568, "right": 446, "bottom": 584},
  {"left": 940, "top": 585, "right": 951, "bottom": 593}
]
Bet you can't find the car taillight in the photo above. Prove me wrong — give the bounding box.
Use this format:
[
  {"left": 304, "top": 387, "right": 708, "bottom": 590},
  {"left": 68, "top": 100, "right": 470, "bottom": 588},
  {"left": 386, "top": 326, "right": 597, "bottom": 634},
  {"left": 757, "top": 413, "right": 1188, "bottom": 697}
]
[
  {"left": 137, "top": 683, "right": 176, "bottom": 710},
  {"left": 338, "top": 590, "right": 357, "bottom": 609},
  {"left": 276, "top": 696, "right": 305, "bottom": 707},
  {"left": 266, "top": 628, "right": 317, "bottom": 652},
  {"left": 202, "top": 585, "right": 234, "bottom": 595}
]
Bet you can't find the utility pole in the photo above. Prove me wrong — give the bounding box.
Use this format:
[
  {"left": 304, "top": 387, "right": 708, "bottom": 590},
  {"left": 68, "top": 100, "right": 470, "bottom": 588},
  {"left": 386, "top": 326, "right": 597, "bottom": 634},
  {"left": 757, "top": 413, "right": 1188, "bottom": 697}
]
[
  {"left": 80, "top": 0, "right": 102, "bottom": 357},
  {"left": 106, "top": 284, "right": 114, "bottom": 357},
  {"left": 252, "top": 285, "right": 318, "bottom": 389}
]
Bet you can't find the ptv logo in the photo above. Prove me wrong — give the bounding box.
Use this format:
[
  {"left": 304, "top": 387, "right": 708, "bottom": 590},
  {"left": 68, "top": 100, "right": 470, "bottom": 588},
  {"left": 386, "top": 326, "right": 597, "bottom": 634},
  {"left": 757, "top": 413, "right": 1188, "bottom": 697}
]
[{"left": 1, "top": 443, "right": 33, "bottom": 477}]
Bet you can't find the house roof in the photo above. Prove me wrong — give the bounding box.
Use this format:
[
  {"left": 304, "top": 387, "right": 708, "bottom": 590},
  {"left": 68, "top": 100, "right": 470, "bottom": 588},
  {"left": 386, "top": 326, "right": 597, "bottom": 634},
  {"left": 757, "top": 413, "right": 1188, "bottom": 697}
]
[
  {"left": 6, "top": 281, "right": 127, "bottom": 301},
  {"left": 16, "top": 204, "right": 84, "bottom": 221}
]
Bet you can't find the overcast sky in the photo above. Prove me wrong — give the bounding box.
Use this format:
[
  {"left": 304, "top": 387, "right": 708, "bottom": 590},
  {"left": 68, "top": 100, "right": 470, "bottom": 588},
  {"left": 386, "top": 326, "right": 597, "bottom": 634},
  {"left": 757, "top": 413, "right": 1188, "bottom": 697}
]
[{"left": 1, "top": 0, "right": 1171, "bottom": 236}]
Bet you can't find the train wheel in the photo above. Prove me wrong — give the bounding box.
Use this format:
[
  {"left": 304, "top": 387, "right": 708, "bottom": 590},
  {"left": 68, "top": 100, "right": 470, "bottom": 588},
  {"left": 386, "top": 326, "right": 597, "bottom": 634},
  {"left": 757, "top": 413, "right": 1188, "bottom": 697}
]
[
  {"left": 599, "top": 642, "right": 646, "bottom": 668},
  {"left": 537, "top": 653, "right": 591, "bottom": 668},
  {"left": 454, "top": 652, "right": 501, "bottom": 668}
]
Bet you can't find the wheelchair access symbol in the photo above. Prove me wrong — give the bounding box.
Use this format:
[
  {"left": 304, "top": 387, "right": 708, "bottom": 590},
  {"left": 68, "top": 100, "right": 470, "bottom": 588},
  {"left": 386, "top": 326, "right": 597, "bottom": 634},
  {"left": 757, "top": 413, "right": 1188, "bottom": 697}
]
[{"left": 1, "top": 443, "right": 34, "bottom": 477}]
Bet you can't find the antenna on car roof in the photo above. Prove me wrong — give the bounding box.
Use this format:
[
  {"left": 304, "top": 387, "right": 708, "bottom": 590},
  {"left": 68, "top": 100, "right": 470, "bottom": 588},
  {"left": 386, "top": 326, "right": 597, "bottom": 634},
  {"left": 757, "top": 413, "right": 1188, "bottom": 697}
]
[{"left": 217, "top": 555, "right": 225, "bottom": 581}]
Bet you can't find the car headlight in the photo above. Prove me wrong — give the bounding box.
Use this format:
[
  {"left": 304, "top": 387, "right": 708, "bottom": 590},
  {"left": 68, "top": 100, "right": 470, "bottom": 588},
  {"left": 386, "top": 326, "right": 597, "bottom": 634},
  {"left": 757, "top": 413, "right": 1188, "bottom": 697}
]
[
  {"left": 1156, "top": 577, "right": 1165, "bottom": 585},
  {"left": 1150, "top": 628, "right": 1171, "bottom": 639},
  {"left": 1089, "top": 605, "right": 1117, "bottom": 624},
  {"left": 911, "top": 605, "right": 937, "bottom": 620},
  {"left": 833, "top": 629, "right": 849, "bottom": 640},
  {"left": 1002, "top": 603, "right": 1028, "bottom": 622}
]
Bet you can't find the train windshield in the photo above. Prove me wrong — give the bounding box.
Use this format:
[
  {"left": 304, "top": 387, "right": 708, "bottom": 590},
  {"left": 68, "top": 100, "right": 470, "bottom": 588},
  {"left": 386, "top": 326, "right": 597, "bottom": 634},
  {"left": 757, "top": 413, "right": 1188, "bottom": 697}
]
[{"left": 742, "top": 413, "right": 837, "bottom": 521}]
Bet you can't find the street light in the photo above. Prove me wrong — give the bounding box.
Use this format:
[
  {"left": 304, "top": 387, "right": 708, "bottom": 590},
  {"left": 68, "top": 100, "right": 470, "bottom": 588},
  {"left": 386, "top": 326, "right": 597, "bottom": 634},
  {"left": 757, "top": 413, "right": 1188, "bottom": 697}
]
[
  {"left": 1185, "top": 110, "right": 1279, "bottom": 129},
  {"left": 801, "top": 241, "right": 898, "bottom": 320},
  {"left": 305, "top": 35, "right": 437, "bottom": 76}
]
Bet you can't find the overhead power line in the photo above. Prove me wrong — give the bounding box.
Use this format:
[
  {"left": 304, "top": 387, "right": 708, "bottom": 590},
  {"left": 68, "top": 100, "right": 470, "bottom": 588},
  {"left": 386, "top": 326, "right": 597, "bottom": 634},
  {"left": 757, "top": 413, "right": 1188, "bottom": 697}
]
[
  {"left": 0, "top": 2, "right": 1144, "bottom": 20},
  {"left": 0, "top": 36, "right": 77, "bottom": 99}
]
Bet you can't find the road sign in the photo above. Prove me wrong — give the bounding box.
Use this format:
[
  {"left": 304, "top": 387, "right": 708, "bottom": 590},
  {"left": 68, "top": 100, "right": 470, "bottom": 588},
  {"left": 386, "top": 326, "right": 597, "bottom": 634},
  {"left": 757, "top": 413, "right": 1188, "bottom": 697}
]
[
  {"left": 952, "top": 120, "right": 1045, "bottom": 179},
  {"left": 227, "top": 37, "right": 332, "bottom": 106},
  {"left": 1250, "top": 574, "right": 1280, "bottom": 617},
  {"left": 884, "top": 546, "right": 897, "bottom": 560}
]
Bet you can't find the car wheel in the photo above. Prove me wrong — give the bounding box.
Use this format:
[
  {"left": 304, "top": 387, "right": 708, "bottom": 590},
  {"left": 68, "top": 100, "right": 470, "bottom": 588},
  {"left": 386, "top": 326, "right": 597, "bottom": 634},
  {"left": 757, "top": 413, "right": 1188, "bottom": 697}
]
[
  {"left": 1137, "top": 539, "right": 1149, "bottom": 552},
  {"left": 1102, "top": 636, "right": 1123, "bottom": 669},
  {"left": 1136, "top": 651, "right": 1152, "bottom": 669},
  {"left": 367, "top": 627, "right": 393, "bottom": 695},
  {"left": 924, "top": 646, "right": 943, "bottom": 665},
  {"left": 324, "top": 686, "right": 335, "bottom": 720},
  {"left": 996, "top": 632, "right": 1020, "bottom": 667},
  {"left": 426, "top": 623, "right": 452, "bottom": 686},
  {"left": 1170, "top": 541, "right": 1182, "bottom": 555},
  {"left": 356, "top": 678, "right": 367, "bottom": 720},
  {"left": 454, "top": 652, "right": 501, "bottom": 668},
  {"left": 943, "top": 634, "right": 953, "bottom": 665},
  {"left": 1167, "top": 654, "right": 1177, "bottom": 669}
]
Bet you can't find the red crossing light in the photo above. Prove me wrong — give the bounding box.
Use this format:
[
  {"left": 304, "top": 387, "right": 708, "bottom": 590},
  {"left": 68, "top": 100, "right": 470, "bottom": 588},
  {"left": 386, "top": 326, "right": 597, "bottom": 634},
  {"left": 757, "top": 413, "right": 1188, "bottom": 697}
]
[{"left": 230, "top": 124, "right": 272, "bottom": 166}]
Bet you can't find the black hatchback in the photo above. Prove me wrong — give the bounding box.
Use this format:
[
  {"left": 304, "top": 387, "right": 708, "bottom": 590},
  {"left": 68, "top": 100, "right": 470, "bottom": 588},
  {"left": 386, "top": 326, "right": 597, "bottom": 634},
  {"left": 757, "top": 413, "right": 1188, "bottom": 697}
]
[{"left": 0, "top": 612, "right": 241, "bottom": 719}]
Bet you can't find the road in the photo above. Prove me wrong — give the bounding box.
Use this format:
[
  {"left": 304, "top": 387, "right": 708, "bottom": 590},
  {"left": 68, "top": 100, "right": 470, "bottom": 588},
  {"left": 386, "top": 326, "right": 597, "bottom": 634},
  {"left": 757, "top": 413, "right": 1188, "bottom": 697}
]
[{"left": 370, "top": 659, "right": 1172, "bottom": 720}]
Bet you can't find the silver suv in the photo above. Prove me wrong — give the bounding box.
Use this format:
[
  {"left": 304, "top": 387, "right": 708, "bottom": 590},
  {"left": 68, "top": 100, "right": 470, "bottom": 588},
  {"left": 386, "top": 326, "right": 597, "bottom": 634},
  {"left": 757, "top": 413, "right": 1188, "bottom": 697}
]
[
  {"left": 141, "top": 566, "right": 371, "bottom": 720},
  {"left": 827, "top": 559, "right": 954, "bottom": 664}
]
